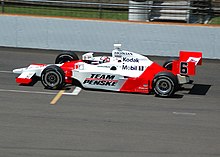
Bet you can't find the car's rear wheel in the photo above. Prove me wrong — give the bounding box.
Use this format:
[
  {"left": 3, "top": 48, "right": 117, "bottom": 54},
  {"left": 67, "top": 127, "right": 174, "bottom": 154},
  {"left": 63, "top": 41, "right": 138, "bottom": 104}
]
[
  {"left": 55, "top": 52, "right": 79, "bottom": 64},
  {"left": 153, "top": 72, "right": 178, "bottom": 97},
  {"left": 162, "top": 58, "right": 176, "bottom": 70},
  {"left": 41, "top": 65, "right": 65, "bottom": 90}
]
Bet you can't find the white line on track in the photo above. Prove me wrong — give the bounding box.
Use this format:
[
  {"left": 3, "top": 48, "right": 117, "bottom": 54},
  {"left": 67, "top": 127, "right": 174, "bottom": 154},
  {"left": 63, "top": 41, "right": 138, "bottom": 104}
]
[
  {"left": 0, "top": 89, "right": 57, "bottom": 95},
  {"left": 0, "top": 86, "right": 82, "bottom": 96},
  {"left": 63, "top": 87, "right": 82, "bottom": 96},
  {"left": 173, "top": 112, "right": 196, "bottom": 116},
  {"left": 0, "top": 70, "right": 13, "bottom": 73}
]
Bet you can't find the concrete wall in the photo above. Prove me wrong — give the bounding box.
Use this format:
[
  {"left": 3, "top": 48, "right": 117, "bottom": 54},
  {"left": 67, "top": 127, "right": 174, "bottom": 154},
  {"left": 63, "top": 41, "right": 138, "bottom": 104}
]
[{"left": 0, "top": 15, "right": 220, "bottom": 59}]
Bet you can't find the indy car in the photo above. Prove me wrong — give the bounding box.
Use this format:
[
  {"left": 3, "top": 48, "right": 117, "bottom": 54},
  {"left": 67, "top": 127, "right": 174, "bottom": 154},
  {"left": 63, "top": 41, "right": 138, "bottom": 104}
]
[{"left": 13, "top": 44, "right": 202, "bottom": 97}]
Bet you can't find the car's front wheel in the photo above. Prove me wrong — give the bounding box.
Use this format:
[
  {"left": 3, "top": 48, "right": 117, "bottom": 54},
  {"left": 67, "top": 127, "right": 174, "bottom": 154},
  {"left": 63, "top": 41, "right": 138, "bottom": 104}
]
[
  {"left": 41, "top": 65, "right": 65, "bottom": 90},
  {"left": 55, "top": 52, "right": 79, "bottom": 64},
  {"left": 153, "top": 72, "right": 178, "bottom": 97}
]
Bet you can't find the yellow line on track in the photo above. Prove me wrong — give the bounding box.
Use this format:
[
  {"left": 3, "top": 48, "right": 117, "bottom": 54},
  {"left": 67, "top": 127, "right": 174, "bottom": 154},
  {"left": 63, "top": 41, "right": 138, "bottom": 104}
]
[{"left": 50, "top": 90, "right": 65, "bottom": 105}]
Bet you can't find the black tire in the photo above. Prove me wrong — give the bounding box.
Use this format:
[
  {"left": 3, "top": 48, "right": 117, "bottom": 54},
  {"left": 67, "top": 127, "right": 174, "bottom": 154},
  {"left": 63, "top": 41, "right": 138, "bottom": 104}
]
[
  {"left": 41, "top": 65, "right": 65, "bottom": 90},
  {"left": 55, "top": 52, "right": 79, "bottom": 64},
  {"left": 153, "top": 72, "right": 178, "bottom": 97},
  {"left": 162, "top": 58, "right": 176, "bottom": 70}
]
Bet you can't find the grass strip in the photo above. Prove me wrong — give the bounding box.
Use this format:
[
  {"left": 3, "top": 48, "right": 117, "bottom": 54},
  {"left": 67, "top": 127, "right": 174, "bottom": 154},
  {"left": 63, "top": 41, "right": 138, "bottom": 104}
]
[
  {"left": 2, "top": 5, "right": 128, "bottom": 20},
  {"left": 209, "top": 16, "right": 220, "bottom": 25}
]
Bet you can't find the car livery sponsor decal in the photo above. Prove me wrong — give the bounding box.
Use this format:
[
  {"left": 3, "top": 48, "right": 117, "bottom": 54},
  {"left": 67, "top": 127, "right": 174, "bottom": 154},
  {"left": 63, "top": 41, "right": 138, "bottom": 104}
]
[
  {"left": 122, "top": 65, "right": 144, "bottom": 71},
  {"left": 114, "top": 51, "right": 133, "bottom": 57},
  {"left": 123, "top": 57, "right": 139, "bottom": 63},
  {"left": 83, "top": 74, "right": 118, "bottom": 86},
  {"left": 187, "top": 57, "right": 201, "bottom": 65}
]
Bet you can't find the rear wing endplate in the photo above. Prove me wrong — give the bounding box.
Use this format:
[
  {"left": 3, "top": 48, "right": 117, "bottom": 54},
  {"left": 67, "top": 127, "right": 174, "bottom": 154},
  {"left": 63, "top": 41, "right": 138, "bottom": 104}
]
[{"left": 172, "top": 51, "right": 202, "bottom": 76}]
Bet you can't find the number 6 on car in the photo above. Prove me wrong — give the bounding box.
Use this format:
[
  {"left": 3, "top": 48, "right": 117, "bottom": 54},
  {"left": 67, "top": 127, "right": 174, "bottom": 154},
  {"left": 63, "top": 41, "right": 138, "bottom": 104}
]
[
  {"left": 180, "top": 62, "right": 188, "bottom": 74},
  {"left": 13, "top": 44, "right": 202, "bottom": 97}
]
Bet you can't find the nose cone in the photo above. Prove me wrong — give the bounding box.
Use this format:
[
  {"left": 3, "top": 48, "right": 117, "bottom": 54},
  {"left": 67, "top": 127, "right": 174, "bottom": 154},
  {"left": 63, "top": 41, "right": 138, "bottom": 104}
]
[{"left": 13, "top": 68, "right": 26, "bottom": 74}]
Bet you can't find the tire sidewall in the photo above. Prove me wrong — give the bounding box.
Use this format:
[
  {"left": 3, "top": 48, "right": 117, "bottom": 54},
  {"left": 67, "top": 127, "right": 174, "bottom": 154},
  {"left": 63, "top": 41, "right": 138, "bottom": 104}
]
[
  {"left": 162, "top": 58, "right": 176, "bottom": 70},
  {"left": 41, "top": 66, "right": 65, "bottom": 89},
  {"left": 153, "top": 72, "right": 177, "bottom": 97},
  {"left": 163, "top": 61, "right": 173, "bottom": 70},
  {"left": 55, "top": 52, "right": 79, "bottom": 64}
]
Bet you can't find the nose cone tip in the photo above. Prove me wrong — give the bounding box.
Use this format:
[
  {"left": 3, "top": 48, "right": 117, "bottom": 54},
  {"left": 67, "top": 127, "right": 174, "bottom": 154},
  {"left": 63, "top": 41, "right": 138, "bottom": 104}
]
[{"left": 13, "top": 68, "right": 23, "bottom": 74}]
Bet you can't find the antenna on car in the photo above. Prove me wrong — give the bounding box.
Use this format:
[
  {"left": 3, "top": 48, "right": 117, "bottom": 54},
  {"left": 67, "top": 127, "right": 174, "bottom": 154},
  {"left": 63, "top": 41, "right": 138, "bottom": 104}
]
[{"left": 114, "top": 43, "right": 122, "bottom": 50}]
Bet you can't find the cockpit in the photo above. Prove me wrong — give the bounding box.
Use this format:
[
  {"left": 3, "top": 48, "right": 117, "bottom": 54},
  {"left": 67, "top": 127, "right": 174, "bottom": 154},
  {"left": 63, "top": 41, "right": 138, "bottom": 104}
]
[{"left": 82, "top": 52, "right": 112, "bottom": 65}]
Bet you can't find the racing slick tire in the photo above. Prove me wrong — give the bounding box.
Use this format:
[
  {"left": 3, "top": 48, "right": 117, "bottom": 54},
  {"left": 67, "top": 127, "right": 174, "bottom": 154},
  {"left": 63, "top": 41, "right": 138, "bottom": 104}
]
[
  {"left": 41, "top": 65, "right": 65, "bottom": 90},
  {"left": 55, "top": 52, "right": 79, "bottom": 64},
  {"left": 162, "top": 58, "right": 176, "bottom": 70},
  {"left": 153, "top": 72, "right": 178, "bottom": 97}
]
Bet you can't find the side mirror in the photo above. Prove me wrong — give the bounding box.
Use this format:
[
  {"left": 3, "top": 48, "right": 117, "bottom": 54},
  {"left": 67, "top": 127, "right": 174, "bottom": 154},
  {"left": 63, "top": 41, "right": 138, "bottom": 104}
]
[{"left": 110, "top": 66, "right": 117, "bottom": 70}]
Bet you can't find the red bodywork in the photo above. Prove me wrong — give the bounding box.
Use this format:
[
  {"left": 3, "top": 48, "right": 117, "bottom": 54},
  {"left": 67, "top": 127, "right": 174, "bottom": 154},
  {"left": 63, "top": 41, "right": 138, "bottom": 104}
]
[
  {"left": 120, "top": 62, "right": 166, "bottom": 93},
  {"left": 60, "top": 60, "right": 82, "bottom": 84}
]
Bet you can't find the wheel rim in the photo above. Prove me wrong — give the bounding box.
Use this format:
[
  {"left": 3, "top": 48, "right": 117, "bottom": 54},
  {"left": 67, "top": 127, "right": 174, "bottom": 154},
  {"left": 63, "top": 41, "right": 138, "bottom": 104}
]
[
  {"left": 155, "top": 78, "right": 172, "bottom": 95},
  {"left": 44, "top": 71, "right": 60, "bottom": 87}
]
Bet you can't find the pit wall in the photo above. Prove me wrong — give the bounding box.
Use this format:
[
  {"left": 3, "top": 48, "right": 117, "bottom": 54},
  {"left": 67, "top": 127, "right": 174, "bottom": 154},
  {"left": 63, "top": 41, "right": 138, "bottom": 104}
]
[{"left": 0, "top": 15, "right": 219, "bottom": 59}]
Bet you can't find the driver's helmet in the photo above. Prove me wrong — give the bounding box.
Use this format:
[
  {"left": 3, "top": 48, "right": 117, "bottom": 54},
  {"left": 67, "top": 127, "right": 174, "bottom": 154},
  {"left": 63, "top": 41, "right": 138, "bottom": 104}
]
[{"left": 100, "top": 56, "right": 110, "bottom": 63}]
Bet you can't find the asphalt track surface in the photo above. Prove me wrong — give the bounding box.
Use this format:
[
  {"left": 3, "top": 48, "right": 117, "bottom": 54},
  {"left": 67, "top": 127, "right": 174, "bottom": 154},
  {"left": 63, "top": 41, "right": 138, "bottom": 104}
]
[{"left": 0, "top": 47, "right": 220, "bottom": 157}]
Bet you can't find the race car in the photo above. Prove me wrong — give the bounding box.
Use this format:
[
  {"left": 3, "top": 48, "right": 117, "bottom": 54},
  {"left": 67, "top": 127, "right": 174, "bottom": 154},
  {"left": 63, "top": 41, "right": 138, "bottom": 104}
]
[{"left": 13, "top": 44, "right": 202, "bottom": 97}]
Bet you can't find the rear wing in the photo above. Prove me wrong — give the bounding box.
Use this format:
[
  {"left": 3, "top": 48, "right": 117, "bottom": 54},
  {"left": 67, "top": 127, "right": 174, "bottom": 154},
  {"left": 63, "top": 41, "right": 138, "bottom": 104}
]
[{"left": 172, "top": 51, "right": 202, "bottom": 76}]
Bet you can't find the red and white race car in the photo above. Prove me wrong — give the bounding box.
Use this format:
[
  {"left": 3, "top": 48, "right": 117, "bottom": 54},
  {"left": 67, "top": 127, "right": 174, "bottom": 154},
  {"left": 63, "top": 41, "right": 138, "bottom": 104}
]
[{"left": 13, "top": 44, "right": 202, "bottom": 97}]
